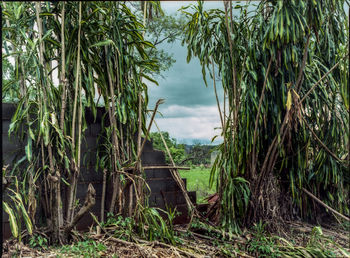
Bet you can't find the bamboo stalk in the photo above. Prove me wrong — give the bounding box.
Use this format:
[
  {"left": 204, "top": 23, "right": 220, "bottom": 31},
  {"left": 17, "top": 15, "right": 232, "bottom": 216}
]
[
  {"left": 130, "top": 1, "right": 150, "bottom": 214},
  {"left": 71, "top": 1, "right": 82, "bottom": 157},
  {"left": 128, "top": 183, "right": 134, "bottom": 217},
  {"left": 97, "top": 6, "right": 123, "bottom": 214},
  {"left": 104, "top": 50, "right": 122, "bottom": 214},
  {"left": 59, "top": 2, "right": 67, "bottom": 131},
  {"left": 101, "top": 169, "right": 107, "bottom": 222},
  {"left": 137, "top": 1, "right": 148, "bottom": 157},
  {"left": 256, "top": 113, "right": 288, "bottom": 191},
  {"left": 134, "top": 1, "right": 149, "bottom": 210},
  {"left": 36, "top": 2, "right": 63, "bottom": 242},
  {"left": 224, "top": 1, "right": 238, "bottom": 134},
  {"left": 57, "top": 1, "right": 66, "bottom": 230},
  {"left": 70, "top": 67, "right": 84, "bottom": 222},
  {"left": 67, "top": 1, "right": 82, "bottom": 223}
]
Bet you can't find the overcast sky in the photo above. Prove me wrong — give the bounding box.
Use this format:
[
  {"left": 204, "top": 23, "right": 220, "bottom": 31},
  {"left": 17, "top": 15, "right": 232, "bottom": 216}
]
[{"left": 148, "top": 1, "right": 226, "bottom": 145}]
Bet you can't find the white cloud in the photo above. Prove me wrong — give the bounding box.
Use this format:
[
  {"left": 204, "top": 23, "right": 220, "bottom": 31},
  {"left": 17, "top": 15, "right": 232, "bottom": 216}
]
[{"left": 151, "top": 104, "right": 223, "bottom": 144}]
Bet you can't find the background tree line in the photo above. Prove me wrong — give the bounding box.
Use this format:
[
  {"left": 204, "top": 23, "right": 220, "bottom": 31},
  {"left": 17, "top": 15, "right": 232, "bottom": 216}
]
[{"left": 149, "top": 131, "right": 216, "bottom": 166}]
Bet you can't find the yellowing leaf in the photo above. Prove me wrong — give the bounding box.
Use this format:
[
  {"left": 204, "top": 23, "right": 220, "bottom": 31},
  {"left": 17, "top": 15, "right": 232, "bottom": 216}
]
[
  {"left": 3, "top": 202, "right": 18, "bottom": 238},
  {"left": 286, "top": 90, "right": 292, "bottom": 110},
  {"left": 50, "top": 113, "right": 58, "bottom": 126}
]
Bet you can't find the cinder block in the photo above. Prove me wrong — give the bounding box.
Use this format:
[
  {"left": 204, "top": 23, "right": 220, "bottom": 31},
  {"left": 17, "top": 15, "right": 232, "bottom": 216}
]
[
  {"left": 146, "top": 178, "right": 169, "bottom": 193},
  {"left": 83, "top": 136, "right": 98, "bottom": 149},
  {"left": 2, "top": 135, "right": 23, "bottom": 152},
  {"left": 148, "top": 194, "right": 157, "bottom": 206},
  {"left": 155, "top": 194, "right": 165, "bottom": 207},
  {"left": 142, "top": 138, "right": 153, "bottom": 152},
  {"left": 144, "top": 168, "right": 172, "bottom": 179},
  {"left": 90, "top": 124, "right": 101, "bottom": 136},
  {"left": 141, "top": 150, "right": 166, "bottom": 165},
  {"left": 2, "top": 120, "right": 10, "bottom": 135},
  {"left": 175, "top": 192, "right": 186, "bottom": 205},
  {"left": 152, "top": 168, "right": 172, "bottom": 179},
  {"left": 144, "top": 169, "right": 154, "bottom": 179},
  {"left": 78, "top": 166, "right": 103, "bottom": 183},
  {"left": 3, "top": 221, "right": 11, "bottom": 240},
  {"left": 2, "top": 103, "right": 17, "bottom": 120},
  {"left": 81, "top": 150, "right": 97, "bottom": 168},
  {"left": 3, "top": 152, "right": 23, "bottom": 165},
  {"left": 188, "top": 191, "right": 196, "bottom": 204},
  {"left": 166, "top": 178, "right": 186, "bottom": 192}
]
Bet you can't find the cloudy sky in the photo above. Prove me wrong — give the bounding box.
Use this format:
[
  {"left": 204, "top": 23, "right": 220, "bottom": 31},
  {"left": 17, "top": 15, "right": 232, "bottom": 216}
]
[{"left": 148, "top": 1, "right": 225, "bottom": 145}]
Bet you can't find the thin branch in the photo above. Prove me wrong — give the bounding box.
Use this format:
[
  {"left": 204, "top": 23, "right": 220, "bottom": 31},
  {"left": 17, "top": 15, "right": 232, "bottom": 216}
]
[
  {"left": 211, "top": 57, "right": 224, "bottom": 130},
  {"left": 302, "top": 116, "right": 343, "bottom": 162},
  {"left": 302, "top": 188, "right": 350, "bottom": 222},
  {"left": 135, "top": 99, "right": 165, "bottom": 163},
  {"left": 300, "top": 54, "right": 348, "bottom": 104}
]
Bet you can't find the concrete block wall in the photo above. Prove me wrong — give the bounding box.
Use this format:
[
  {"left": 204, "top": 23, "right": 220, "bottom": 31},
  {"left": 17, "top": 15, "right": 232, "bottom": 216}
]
[{"left": 2, "top": 103, "right": 196, "bottom": 239}]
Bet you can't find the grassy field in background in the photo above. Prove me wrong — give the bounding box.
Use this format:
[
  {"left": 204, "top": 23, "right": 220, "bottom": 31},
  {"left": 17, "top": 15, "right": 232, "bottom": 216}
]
[{"left": 179, "top": 167, "right": 217, "bottom": 204}]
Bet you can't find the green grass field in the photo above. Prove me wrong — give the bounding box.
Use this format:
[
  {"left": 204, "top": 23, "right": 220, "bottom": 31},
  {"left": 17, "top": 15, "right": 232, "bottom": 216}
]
[{"left": 179, "top": 167, "right": 217, "bottom": 204}]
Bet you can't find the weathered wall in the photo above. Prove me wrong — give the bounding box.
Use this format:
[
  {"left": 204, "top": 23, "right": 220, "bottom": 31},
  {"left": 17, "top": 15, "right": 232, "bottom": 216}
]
[{"left": 2, "top": 103, "right": 196, "bottom": 239}]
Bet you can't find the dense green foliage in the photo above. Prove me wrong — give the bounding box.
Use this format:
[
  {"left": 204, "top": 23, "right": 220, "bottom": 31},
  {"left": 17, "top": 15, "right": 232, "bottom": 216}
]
[
  {"left": 182, "top": 0, "right": 349, "bottom": 233},
  {"left": 3, "top": 1, "right": 349, "bottom": 252},
  {"left": 150, "top": 131, "right": 215, "bottom": 165},
  {"left": 187, "top": 143, "right": 215, "bottom": 165},
  {"left": 149, "top": 131, "right": 187, "bottom": 164},
  {"left": 1, "top": 1, "right": 174, "bottom": 243}
]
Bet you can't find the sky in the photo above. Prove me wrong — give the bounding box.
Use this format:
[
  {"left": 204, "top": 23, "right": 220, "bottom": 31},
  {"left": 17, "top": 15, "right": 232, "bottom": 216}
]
[{"left": 148, "top": 1, "right": 226, "bottom": 145}]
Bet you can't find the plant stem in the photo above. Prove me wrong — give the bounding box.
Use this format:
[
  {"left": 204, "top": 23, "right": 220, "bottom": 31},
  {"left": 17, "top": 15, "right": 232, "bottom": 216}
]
[
  {"left": 67, "top": 1, "right": 82, "bottom": 223},
  {"left": 211, "top": 57, "right": 224, "bottom": 130},
  {"left": 59, "top": 2, "right": 67, "bottom": 131}
]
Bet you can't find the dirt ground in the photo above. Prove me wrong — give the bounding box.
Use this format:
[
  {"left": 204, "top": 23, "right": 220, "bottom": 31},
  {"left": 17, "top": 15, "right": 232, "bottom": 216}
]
[{"left": 2, "top": 221, "right": 349, "bottom": 257}]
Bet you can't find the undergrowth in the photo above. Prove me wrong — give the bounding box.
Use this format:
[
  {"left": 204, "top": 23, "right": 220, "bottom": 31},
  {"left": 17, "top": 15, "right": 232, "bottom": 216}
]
[
  {"left": 58, "top": 239, "right": 107, "bottom": 258},
  {"left": 92, "top": 205, "right": 181, "bottom": 245},
  {"left": 13, "top": 217, "right": 350, "bottom": 258},
  {"left": 244, "top": 220, "right": 350, "bottom": 258},
  {"left": 188, "top": 218, "right": 350, "bottom": 257}
]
